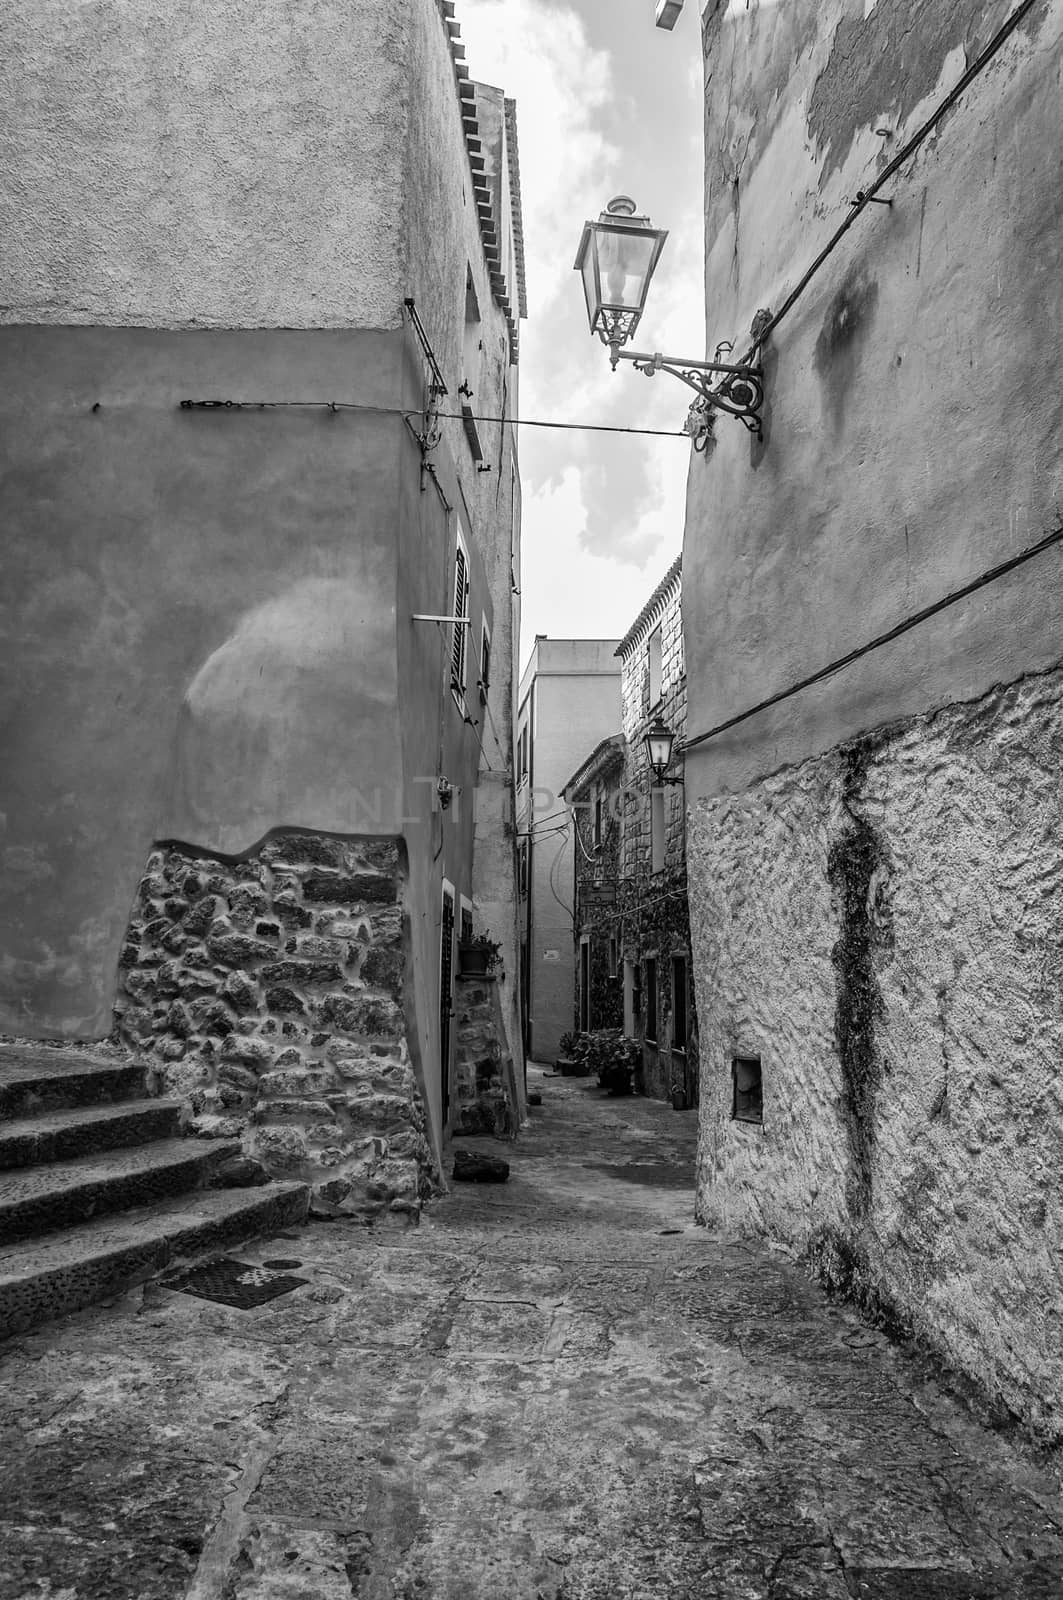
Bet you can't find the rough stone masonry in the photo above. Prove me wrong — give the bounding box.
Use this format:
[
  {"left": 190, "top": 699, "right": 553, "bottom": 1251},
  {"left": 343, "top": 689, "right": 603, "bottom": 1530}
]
[{"left": 113, "top": 832, "right": 437, "bottom": 1217}]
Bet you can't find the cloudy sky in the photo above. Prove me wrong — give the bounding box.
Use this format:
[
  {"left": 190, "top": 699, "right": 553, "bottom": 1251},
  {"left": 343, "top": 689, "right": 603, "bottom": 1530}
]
[{"left": 458, "top": 0, "right": 705, "bottom": 666}]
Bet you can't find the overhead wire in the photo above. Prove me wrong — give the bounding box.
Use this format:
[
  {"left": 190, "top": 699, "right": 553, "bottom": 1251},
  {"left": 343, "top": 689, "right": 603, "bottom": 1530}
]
[
  {"left": 742, "top": 0, "right": 1044, "bottom": 362},
  {"left": 547, "top": 818, "right": 575, "bottom": 918},
  {"left": 684, "top": 518, "right": 1063, "bottom": 754},
  {"left": 177, "top": 398, "right": 685, "bottom": 438}
]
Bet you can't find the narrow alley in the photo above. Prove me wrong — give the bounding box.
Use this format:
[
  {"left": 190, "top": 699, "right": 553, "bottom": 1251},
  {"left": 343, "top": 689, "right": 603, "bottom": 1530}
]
[{"left": 1, "top": 1070, "right": 1060, "bottom": 1600}]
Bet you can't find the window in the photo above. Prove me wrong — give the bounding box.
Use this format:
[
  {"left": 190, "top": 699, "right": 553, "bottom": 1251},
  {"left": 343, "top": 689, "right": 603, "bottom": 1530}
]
[
  {"left": 518, "top": 838, "right": 529, "bottom": 896},
  {"left": 623, "top": 960, "right": 636, "bottom": 1035},
  {"left": 462, "top": 268, "right": 481, "bottom": 396},
  {"left": 451, "top": 530, "right": 470, "bottom": 707},
  {"left": 518, "top": 724, "right": 529, "bottom": 784},
  {"left": 645, "top": 957, "right": 658, "bottom": 1042},
  {"left": 479, "top": 618, "right": 491, "bottom": 705},
  {"left": 594, "top": 795, "right": 603, "bottom": 849},
  {"left": 672, "top": 955, "right": 688, "bottom": 1050},
  {"left": 732, "top": 1055, "right": 763, "bottom": 1124},
  {"left": 650, "top": 787, "right": 666, "bottom": 873},
  {"left": 579, "top": 939, "right": 591, "bottom": 1032},
  {"left": 461, "top": 269, "right": 484, "bottom": 461},
  {"left": 647, "top": 624, "right": 663, "bottom": 707},
  {"left": 608, "top": 937, "right": 618, "bottom": 979}
]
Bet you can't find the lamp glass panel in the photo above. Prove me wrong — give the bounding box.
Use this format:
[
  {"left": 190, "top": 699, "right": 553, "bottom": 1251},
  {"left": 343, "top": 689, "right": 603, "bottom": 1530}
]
[
  {"left": 597, "top": 227, "right": 658, "bottom": 311},
  {"left": 581, "top": 248, "right": 600, "bottom": 331},
  {"left": 646, "top": 727, "right": 673, "bottom": 771}
]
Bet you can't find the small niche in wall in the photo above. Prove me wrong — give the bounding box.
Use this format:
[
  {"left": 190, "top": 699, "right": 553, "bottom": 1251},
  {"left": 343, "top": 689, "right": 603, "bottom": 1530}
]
[{"left": 732, "top": 1055, "right": 763, "bottom": 1125}]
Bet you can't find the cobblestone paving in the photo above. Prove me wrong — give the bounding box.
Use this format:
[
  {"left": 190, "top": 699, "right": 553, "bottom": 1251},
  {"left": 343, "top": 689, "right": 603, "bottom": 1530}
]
[{"left": 0, "top": 1068, "right": 1060, "bottom": 1598}]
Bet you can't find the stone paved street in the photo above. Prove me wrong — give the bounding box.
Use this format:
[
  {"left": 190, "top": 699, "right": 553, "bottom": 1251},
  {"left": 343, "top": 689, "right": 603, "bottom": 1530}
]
[{"left": 1, "top": 1066, "right": 1061, "bottom": 1600}]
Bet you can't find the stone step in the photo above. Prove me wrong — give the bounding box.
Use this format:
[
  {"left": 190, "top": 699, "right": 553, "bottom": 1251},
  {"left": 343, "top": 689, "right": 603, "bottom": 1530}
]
[
  {"left": 0, "top": 1048, "right": 147, "bottom": 1119},
  {"left": 0, "top": 1098, "right": 182, "bottom": 1171},
  {"left": 0, "top": 1180, "right": 310, "bottom": 1339},
  {"left": 0, "top": 1138, "right": 242, "bottom": 1246}
]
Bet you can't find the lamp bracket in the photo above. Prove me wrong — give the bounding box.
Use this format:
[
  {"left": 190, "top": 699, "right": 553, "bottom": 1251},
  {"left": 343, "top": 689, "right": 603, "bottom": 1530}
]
[{"left": 616, "top": 347, "right": 765, "bottom": 439}]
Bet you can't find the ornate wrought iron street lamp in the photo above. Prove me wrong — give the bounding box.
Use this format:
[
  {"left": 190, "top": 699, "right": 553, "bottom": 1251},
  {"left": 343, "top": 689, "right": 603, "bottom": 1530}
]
[
  {"left": 574, "top": 196, "right": 770, "bottom": 442},
  {"left": 574, "top": 195, "right": 668, "bottom": 355}
]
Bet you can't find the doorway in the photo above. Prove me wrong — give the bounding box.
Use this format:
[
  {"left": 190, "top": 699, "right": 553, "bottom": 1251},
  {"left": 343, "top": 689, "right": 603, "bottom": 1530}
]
[
  {"left": 579, "top": 937, "right": 590, "bottom": 1032},
  {"left": 440, "top": 885, "right": 455, "bottom": 1122}
]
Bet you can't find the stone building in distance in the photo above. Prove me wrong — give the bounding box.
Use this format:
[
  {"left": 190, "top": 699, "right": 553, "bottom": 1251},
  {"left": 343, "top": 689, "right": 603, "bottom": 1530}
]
[
  {"left": 683, "top": 0, "right": 1063, "bottom": 1440},
  {"left": 0, "top": 0, "right": 526, "bottom": 1215},
  {"left": 566, "top": 557, "right": 698, "bottom": 1108}
]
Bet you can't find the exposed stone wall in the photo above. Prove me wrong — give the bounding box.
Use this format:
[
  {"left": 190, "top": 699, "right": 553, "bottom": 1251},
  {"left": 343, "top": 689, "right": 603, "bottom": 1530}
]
[
  {"left": 688, "top": 663, "right": 1063, "bottom": 1442},
  {"left": 572, "top": 758, "right": 624, "bottom": 1038},
  {"left": 113, "top": 832, "right": 437, "bottom": 1216},
  {"left": 610, "top": 569, "right": 698, "bottom": 1105},
  {"left": 619, "top": 576, "right": 686, "bottom": 882},
  {"left": 452, "top": 975, "right": 520, "bottom": 1139}
]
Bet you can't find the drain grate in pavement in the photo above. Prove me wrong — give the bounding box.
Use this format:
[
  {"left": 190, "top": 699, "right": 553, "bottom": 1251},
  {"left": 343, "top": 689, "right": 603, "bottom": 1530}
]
[{"left": 161, "top": 1256, "right": 308, "bottom": 1309}]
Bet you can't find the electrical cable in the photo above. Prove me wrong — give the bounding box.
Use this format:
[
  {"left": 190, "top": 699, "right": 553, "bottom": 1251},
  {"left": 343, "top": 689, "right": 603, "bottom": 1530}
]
[
  {"left": 684, "top": 518, "right": 1063, "bottom": 754},
  {"left": 177, "top": 398, "right": 686, "bottom": 438},
  {"left": 743, "top": 0, "right": 1042, "bottom": 363},
  {"left": 573, "top": 814, "right": 601, "bottom": 865},
  {"left": 547, "top": 822, "right": 575, "bottom": 918},
  {"left": 525, "top": 824, "right": 570, "bottom": 845},
  {"left": 516, "top": 806, "right": 573, "bottom": 834}
]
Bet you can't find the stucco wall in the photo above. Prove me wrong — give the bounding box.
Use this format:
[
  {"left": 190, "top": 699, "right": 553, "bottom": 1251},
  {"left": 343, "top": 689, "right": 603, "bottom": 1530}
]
[
  {"left": 688, "top": 664, "right": 1063, "bottom": 1441},
  {"left": 0, "top": 0, "right": 408, "bottom": 330},
  {"left": 685, "top": 0, "right": 1063, "bottom": 800},
  {"left": 0, "top": 327, "right": 405, "bottom": 1038},
  {"left": 683, "top": 0, "right": 1063, "bottom": 1437},
  {"left": 1, "top": 0, "right": 524, "bottom": 1191},
  {"left": 517, "top": 642, "right": 622, "bottom": 1060},
  {"left": 397, "top": 5, "right": 525, "bottom": 1113}
]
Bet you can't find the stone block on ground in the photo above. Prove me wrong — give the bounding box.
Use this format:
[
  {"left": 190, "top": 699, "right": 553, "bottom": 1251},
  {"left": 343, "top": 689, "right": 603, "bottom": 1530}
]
[{"left": 452, "top": 1149, "right": 510, "bottom": 1183}]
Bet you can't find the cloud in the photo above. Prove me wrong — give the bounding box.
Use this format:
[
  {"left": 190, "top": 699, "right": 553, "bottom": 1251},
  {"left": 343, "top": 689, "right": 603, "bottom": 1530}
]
[
  {"left": 517, "top": 466, "right": 681, "bottom": 671},
  {"left": 459, "top": 0, "right": 703, "bottom": 645}
]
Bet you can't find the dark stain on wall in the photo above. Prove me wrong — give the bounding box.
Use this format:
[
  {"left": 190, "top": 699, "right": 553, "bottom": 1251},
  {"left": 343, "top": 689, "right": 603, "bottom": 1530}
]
[
  {"left": 814, "top": 266, "right": 879, "bottom": 431},
  {"left": 806, "top": 0, "right": 1044, "bottom": 188},
  {"left": 827, "top": 735, "right": 893, "bottom": 1220},
  {"left": 806, "top": 1224, "right": 914, "bottom": 1343}
]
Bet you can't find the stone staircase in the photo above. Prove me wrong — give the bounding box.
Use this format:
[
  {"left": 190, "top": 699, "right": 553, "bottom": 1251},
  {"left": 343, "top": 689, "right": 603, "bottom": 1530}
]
[{"left": 0, "top": 1043, "right": 308, "bottom": 1338}]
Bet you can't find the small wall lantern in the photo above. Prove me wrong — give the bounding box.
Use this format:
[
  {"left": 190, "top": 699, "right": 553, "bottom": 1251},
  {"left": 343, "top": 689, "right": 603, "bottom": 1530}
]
[{"left": 644, "top": 714, "right": 682, "bottom": 786}]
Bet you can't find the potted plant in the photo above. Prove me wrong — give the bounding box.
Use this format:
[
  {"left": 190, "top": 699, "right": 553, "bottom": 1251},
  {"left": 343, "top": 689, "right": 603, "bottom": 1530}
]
[
  {"left": 457, "top": 930, "right": 502, "bottom": 977},
  {"left": 594, "top": 1030, "right": 640, "bottom": 1097},
  {"left": 569, "top": 1032, "right": 595, "bottom": 1077},
  {"left": 556, "top": 1030, "right": 579, "bottom": 1074}
]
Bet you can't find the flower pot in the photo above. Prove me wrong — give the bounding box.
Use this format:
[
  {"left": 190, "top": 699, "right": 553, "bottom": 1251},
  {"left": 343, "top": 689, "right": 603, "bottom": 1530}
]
[{"left": 557, "top": 1056, "right": 576, "bottom": 1076}]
